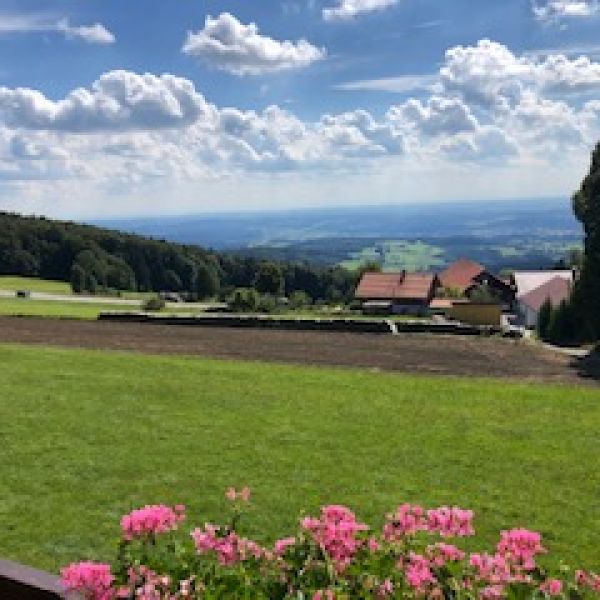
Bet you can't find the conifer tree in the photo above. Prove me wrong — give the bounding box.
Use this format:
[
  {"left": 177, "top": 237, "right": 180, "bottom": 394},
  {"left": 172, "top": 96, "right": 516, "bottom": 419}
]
[{"left": 572, "top": 142, "right": 600, "bottom": 339}]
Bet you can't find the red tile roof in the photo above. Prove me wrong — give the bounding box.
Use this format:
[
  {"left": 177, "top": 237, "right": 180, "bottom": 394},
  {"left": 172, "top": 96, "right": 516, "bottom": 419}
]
[
  {"left": 439, "top": 259, "right": 486, "bottom": 292},
  {"left": 395, "top": 273, "right": 437, "bottom": 299},
  {"left": 355, "top": 272, "right": 435, "bottom": 301},
  {"left": 519, "top": 276, "right": 571, "bottom": 313}
]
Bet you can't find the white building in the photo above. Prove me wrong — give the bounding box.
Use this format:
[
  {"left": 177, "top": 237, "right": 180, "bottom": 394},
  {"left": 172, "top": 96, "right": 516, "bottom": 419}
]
[{"left": 512, "top": 271, "right": 574, "bottom": 329}]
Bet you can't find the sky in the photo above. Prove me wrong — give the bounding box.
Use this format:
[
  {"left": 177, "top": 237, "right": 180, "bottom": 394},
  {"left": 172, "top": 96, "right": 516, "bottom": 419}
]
[{"left": 1, "top": 0, "right": 600, "bottom": 218}]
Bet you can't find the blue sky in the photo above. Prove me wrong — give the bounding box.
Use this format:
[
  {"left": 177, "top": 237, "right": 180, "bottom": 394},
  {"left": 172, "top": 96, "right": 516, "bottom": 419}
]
[{"left": 1, "top": 0, "right": 600, "bottom": 217}]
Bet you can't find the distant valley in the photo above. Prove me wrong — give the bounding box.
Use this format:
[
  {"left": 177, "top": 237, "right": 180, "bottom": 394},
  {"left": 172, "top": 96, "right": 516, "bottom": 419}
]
[{"left": 95, "top": 198, "right": 582, "bottom": 273}]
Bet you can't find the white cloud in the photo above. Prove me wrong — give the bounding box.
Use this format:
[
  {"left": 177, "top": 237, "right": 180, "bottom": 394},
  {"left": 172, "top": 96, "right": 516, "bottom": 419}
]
[
  {"left": 323, "top": 0, "right": 397, "bottom": 21},
  {"left": 0, "top": 12, "right": 55, "bottom": 34},
  {"left": 388, "top": 96, "right": 479, "bottom": 137},
  {"left": 2, "top": 36, "right": 600, "bottom": 216},
  {"left": 0, "top": 71, "right": 211, "bottom": 131},
  {"left": 438, "top": 126, "right": 519, "bottom": 163},
  {"left": 182, "top": 12, "right": 325, "bottom": 75},
  {"left": 532, "top": 0, "right": 600, "bottom": 21},
  {"left": 0, "top": 12, "right": 115, "bottom": 44},
  {"left": 56, "top": 19, "right": 115, "bottom": 45},
  {"left": 333, "top": 74, "right": 436, "bottom": 93},
  {"left": 440, "top": 39, "right": 600, "bottom": 112}
]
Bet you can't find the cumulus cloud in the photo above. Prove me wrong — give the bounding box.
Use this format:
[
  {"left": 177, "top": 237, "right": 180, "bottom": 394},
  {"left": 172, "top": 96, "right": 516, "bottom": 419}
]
[
  {"left": 182, "top": 12, "right": 325, "bottom": 75},
  {"left": 532, "top": 0, "right": 600, "bottom": 21},
  {"left": 323, "top": 0, "right": 397, "bottom": 21},
  {"left": 0, "top": 12, "right": 115, "bottom": 44},
  {"left": 0, "top": 71, "right": 210, "bottom": 131},
  {"left": 3, "top": 36, "right": 600, "bottom": 197},
  {"left": 388, "top": 96, "right": 479, "bottom": 137},
  {"left": 438, "top": 126, "right": 519, "bottom": 163},
  {"left": 439, "top": 39, "right": 600, "bottom": 112}
]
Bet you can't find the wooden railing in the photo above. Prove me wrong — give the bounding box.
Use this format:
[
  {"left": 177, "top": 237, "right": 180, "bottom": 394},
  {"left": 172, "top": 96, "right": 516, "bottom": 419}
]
[{"left": 0, "top": 558, "right": 63, "bottom": 599}]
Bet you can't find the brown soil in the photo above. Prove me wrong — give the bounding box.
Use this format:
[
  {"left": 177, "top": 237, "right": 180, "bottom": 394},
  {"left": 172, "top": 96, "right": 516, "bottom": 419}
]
[{"left": 0, "top": 316, "right": 596, "bottom": 385}]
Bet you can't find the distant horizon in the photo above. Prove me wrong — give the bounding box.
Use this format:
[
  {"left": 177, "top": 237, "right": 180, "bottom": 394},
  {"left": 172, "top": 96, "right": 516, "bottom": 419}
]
[{"left": 90, "top": 195, "right": 572, "bottom": 223}]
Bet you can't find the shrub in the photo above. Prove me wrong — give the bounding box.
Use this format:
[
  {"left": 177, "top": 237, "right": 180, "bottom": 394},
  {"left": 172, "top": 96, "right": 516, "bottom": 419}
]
[
  {"left": 229, "top": 288, "right": 260, "bottom": 312},
  {"left": 61, "top": 488, "right": 600, "bottom": 599},
  {"left": 289, "top": 290, "right": 312, "bottom": 310},
  {"left": 143, "top": 295, "right": 166, "bottom": 312},
  {"left": 257, "top": 294, "right": 277, "bottom": 313}
]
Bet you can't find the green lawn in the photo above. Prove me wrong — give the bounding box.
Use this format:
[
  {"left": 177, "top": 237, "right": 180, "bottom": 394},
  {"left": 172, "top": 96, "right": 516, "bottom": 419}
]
[
  {"left": 0, "top": 275, "right": 154, "bottom": 301},
  {"left": 0, "top": 276, "right": 72, "bottom": 295},
  {"left": 0, "top": 343, "right": 598, "bottom": 574},
  {"left": 0, "top": 298, "right": 208, "bottom": 319},
  {"left": 0, "top": 297, "right": 140, "bottom": 319}
]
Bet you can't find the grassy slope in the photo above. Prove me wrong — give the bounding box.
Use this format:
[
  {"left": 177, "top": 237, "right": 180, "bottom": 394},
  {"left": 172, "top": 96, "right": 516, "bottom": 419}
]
[
  {"left": 0, "top": 276, "right": 72, "bottom": 294},
  {"left": 0, "top": 298, "right": 140, "bottom": 319},
  {"left": 0, "top": 343, "right": 598, "bottom": 573},
  {"left": 0, "top": 276, "right": 154, "bottom": 301},
  {"left": 0, "top": 298, "right": 209, "bottom": 319}
]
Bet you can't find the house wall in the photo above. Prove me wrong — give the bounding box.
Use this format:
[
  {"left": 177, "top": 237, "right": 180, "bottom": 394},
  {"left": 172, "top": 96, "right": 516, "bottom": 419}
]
[
  {"left": 392, "top": 301, "right": 430, "bottom": 316},
  {"left": 449, "top": 303, "right": 502, "bottom": 326}
]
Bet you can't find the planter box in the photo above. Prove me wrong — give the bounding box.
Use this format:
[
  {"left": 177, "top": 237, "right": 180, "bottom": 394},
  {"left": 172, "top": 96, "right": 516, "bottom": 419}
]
[{"left": 0, "top": 558, "right": 63, "bottom": 599}]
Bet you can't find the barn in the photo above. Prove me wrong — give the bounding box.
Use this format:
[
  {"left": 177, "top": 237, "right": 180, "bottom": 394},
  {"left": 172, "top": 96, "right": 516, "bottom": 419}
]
[{"left": 355, "top": 271, "right": 438, "bottom": 315}]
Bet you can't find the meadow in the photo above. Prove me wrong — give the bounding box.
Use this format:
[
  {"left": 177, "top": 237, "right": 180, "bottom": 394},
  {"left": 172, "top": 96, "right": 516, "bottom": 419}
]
[
  {"left": 0, "top": 275, "right": 154, "bottom": 301},
  {"left": 0, "top": 275, "right": 72, "bottom": 295},
  {"left": 339, "top": 241, "right": 445, "bottom": 272},
  {"left": 0, "top": 297, "right": 205, "bottom": 319},
  {"left": 0, "top": 297, "right": 141, "bottom": 319},
  {"left": 0, "top": 343, "right": 598, "bottom": 574}
]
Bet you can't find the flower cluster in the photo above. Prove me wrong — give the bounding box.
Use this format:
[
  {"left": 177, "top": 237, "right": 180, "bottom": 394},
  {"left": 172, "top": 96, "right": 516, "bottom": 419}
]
[
  {"left": 120, "top": 503, "right": 186, "bottom": 540},
  {"left": 301, "top": 505, "right": 369, "bottom": 572},
  {"left": 60, "top": 561, "right": 115, "bottom": 600},
  {"left": 61, "top": 489, "right": 600, "bottom": 600},
  {"left": 383, "top": 504, "right": 474, "bottom": 542},
  {"left": 191, "top": 522, "right": 264, "bottom": 566}
]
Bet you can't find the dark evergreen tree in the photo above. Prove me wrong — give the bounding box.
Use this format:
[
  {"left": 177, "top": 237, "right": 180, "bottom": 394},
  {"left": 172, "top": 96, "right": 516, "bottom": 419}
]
[
  {"left": 70, "top": 263, "right": 86, "bottom": 294},
  {"left": 572, "top": 141, "right": 600, "bottom": 339},
  {"left": 254, "top": 262, "right": 283, "bottom": 295},
  {"left": 163, "top": 269, "right": 182, "bottom": 292},
  {"left": 537, "top": 298, "right": 553, "bottom": 340},
  {"left": 196, "top": 262, "right": 219, "bottom": 299}
]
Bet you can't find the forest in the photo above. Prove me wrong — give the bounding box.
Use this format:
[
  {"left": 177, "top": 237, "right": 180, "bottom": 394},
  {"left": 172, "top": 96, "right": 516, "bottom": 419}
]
[{"left": 0, "top": 212, "right": 358, "bottom": 303}]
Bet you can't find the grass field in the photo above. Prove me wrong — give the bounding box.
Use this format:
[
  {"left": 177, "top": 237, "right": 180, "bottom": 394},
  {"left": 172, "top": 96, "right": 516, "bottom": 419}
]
[
  {"left": 0, "top": 275, "right": 155, "bottom": 301},
  {"left": 0, "top": 276, "right": 72, "bottom": 295},
  {"left": 0, "top": 343, "right": 598, "bottom": 574},
  {"left": 0, "top": 298, "right": 209, "bottom": 319},
  {"left": 340, "top": 240, "right": 445, "bottom": 272},
  {"left": 0, "top": 297, "right": 139, "bottom": 319}
]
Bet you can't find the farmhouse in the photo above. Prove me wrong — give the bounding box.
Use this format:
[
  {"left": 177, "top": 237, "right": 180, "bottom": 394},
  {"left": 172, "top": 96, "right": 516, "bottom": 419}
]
[
  {"left": 439, "top": 259, "right": 487, "bottom": 294},
  {"left": 512, "top": 271, "right": 574, "bottom": 328},
  {"left": 355, "top": 271, "right": 438, "bottom": 315},
  {"left": 439, "top": 258, "right": 514, "bottom": 306}
]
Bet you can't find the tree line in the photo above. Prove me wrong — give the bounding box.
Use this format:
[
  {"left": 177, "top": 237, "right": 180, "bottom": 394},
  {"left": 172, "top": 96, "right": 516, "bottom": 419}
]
[{"left": 0, "top": 212, "right": 358, "bottom": 303}]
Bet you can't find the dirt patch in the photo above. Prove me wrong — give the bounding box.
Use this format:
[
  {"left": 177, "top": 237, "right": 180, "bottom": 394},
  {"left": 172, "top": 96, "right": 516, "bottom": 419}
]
[{"left": 0, "top": 316, "right": 594, "bottom": 385}]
